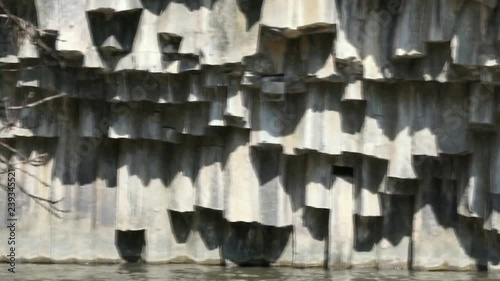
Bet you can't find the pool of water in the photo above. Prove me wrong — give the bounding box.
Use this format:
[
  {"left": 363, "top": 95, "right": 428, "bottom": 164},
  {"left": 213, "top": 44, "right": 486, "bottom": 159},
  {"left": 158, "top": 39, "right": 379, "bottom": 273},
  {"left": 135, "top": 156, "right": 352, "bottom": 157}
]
[{"left": 0, "top": 264, "right": 498, "bottom": 281}]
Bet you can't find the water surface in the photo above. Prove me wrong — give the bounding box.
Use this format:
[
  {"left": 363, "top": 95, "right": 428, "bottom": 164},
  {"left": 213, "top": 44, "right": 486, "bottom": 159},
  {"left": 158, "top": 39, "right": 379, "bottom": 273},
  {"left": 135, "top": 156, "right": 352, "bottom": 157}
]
[{"left": 0, "top": 264, "right": 498, "bottom": 281}]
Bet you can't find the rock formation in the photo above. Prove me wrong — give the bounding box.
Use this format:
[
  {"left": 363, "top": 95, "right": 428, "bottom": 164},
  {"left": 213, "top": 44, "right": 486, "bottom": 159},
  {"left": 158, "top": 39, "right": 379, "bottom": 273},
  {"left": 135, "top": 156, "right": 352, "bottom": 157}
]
[{"left": 0, "top": 0, "right": 499, "bottom": 270}]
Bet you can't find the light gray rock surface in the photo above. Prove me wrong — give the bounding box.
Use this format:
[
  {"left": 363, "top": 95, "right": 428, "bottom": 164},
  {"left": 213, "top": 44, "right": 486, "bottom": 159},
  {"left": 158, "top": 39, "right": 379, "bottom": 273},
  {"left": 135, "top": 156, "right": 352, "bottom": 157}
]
[{"left": 0, "top": 0, "right": 499, "bottom": 271}]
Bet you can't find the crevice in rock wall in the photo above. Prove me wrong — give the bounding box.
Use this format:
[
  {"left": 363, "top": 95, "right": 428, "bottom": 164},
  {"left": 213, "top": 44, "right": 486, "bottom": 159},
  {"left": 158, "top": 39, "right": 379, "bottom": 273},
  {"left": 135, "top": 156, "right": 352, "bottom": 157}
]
[
  {"left": 222, "top": 222, "right": 292, "bottom": 266},
  {"left": 115, "top": 230, "right": 146, "bottom": 263}
]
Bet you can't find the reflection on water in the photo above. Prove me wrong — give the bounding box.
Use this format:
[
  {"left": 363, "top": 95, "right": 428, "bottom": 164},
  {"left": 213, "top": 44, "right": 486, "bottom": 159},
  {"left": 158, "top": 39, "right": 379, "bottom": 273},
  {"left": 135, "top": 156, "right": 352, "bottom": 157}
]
[{"left": 0, "top": 264, "right": 497, "bottom": 281}]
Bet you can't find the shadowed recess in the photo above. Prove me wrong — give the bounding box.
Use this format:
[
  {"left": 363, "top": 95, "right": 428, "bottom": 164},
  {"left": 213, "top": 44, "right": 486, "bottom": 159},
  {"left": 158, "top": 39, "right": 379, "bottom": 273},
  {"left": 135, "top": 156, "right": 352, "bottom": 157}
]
[{"left": 115, "top": 230, "right": 146, "bottom": 263}]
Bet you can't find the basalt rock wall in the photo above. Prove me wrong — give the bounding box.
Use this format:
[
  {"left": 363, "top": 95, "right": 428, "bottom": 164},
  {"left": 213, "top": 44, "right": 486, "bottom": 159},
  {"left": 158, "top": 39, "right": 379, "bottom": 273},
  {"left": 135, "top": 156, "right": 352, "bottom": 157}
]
[{"left": 0, "top": 0, "right": 500, "bottom": 270}]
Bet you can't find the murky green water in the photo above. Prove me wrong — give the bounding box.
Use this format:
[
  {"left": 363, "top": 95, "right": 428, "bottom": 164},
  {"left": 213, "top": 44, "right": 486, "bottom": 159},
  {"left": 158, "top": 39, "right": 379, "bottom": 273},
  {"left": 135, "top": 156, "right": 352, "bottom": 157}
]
[{"left": 0, "top": 264, "right": 498, "bottom": 281}]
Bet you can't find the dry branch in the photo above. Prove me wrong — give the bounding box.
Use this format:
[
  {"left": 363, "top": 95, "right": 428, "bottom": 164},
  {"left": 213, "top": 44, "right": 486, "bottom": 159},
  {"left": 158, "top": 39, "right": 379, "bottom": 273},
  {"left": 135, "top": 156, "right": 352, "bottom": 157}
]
[
  {"left": 0, "top": 0, "right": 65, "bottom": 67},
  {"left": 0, "top": 0, "right": 69, "bottom": 216},
  {"left": 8, "top": 93, "right": 67, "bottom": 110}
]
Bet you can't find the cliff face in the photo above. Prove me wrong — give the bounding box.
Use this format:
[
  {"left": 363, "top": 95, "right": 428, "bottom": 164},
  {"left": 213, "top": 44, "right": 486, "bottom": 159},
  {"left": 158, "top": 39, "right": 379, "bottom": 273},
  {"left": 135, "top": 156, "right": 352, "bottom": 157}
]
[{"left": 0, "top": 0, "right": 499, "bottom": 270}]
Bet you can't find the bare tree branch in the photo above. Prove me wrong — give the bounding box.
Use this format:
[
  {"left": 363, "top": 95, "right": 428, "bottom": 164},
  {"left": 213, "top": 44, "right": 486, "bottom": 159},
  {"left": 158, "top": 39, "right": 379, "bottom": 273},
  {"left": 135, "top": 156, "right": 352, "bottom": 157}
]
[
  {"left": 0, "top": 0, "right": 66, "bottom": 67},
  {"left": 0, "top": 1, "right": 70, "bottom": 217},
  {"left": 0, "top": 183, "right": 69, "bottom": 219},
  {"left": 0, "top": 141, "right": 48, "bottom": 167},
  {"left": 8, "top": 165, "right": 51, "bottom": 187},
  {"left": 8, "top": 93, "right": 67, "bottom": 110}
]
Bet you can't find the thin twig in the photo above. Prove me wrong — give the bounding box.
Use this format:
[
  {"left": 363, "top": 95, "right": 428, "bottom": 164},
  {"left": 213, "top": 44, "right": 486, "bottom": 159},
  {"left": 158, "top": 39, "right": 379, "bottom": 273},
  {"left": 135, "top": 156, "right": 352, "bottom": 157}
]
[
  {"left": 0, "top": 0, "right": 69, "bottom": 217},
  {"left": 9, "top": 165, "right": 51, "bottom": 187},
  {"left": 0, "top": 183, "right": 69, "bottom": 219},
  {"left": 8, "top": 93, "right": 67, "bottom": 110},
  {"left": 16, "top": 184, "right": 63, "bottom": 204},
  {"left": 0, "top": 0, "right": 65, "bottom": 67},
  {"left": 0, "top": 141, "right": 29, "bottom": 162}
]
